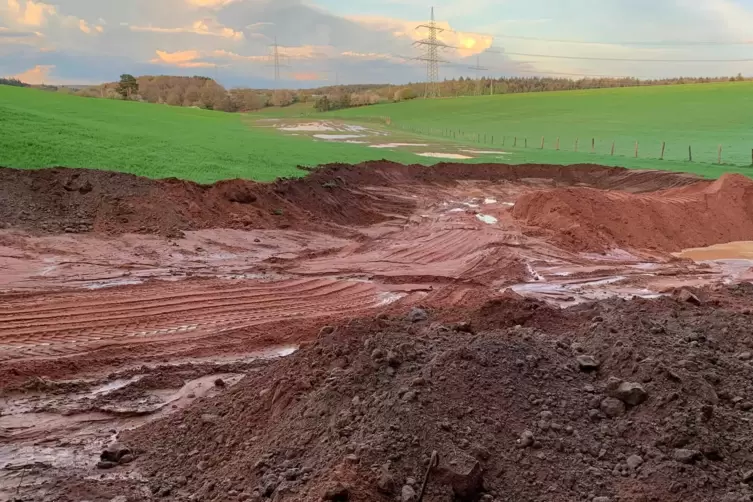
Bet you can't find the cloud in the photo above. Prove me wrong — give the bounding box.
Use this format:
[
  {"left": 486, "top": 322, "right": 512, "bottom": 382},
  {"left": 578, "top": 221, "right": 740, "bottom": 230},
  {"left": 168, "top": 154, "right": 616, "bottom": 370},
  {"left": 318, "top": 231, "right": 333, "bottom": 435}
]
[
  {"left": 78, "top": 18, "right": 89, "bottom": 33},
  {"left": 11, "top": 63, "right": 53, "bottom": 83},
  {"left": 292, "top": 72, "right": 320, "bottom": 81},
  {"left": 131, "top": 18, "right": 243, "bottom": 40},
  {"left": 6, "top": 0, "right": 56, "bottom": 26},
  {"left": 186, "top": 0, "right": 238, "bottom": 8}
]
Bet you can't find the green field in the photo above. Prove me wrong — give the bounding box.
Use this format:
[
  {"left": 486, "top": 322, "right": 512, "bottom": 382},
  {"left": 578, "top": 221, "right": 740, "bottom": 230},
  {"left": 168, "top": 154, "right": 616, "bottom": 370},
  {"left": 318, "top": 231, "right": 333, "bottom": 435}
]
[
  {"left": 330, "top": 82, "right": 753, "bottom": 173},
  {"left": 2, "top": 82, "right": 753, "bottom": 183},
  {"left": 0, "top": 86, "right": 427, "bottom": 183}
]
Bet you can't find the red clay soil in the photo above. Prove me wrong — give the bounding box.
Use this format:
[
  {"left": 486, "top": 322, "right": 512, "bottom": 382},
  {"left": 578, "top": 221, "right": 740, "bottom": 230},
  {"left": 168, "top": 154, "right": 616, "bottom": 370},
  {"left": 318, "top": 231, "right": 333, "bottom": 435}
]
[
  {"left": 0, "top": 163, "right": 701, "bottom": 237},
  {"left": 513, "top": 173, "right": 753, "bottom": 253},
  {"left": 45, "top": 284, "right": 753, "bottom": 502}
]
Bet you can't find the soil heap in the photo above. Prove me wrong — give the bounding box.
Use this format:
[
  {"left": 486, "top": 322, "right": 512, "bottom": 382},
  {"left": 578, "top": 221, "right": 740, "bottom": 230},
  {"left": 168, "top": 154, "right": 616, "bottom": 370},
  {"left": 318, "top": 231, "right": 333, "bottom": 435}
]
[
  {"left": 0, "top": 162, "right": 700, "bottom": 237},
  {"left": 513, "top": 173, "right": 753, "bottom": 253},
  {"left": 54, "top": 285, "right": 753, "bottom": 502}
]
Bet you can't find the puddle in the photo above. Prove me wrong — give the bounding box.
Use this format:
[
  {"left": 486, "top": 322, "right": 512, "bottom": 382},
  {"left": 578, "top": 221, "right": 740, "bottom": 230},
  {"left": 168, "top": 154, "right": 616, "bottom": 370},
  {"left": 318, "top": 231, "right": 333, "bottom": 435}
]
[
  {"left": 483, "top": 198, "right": 497, "bottom": 205},
  {"left": 279, "top": 123, "right": 334, "bottom": 132},
  {"left": 476, "top": 214, "right": 498, "bottom": 225},
  {"left": 370, "top": 143, "right": 428, "bottom": 149},
  {"left": 313, "top": 134, "right": 364, "bottom": 140},
  {"left": 417, "top": 153, "right": 473, "bottom": 160}
]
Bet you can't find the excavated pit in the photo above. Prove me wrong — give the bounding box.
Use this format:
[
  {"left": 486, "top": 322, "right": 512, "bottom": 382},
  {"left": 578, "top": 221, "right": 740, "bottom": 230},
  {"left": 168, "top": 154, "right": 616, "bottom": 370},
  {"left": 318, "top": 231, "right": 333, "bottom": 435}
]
[{"left": 3, "top": 161, "right": 753, "bottom": 501}]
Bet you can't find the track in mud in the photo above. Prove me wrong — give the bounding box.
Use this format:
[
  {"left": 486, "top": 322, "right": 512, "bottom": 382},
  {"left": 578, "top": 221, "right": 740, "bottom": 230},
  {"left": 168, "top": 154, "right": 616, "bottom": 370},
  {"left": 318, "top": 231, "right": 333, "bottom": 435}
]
[{"left": 0, "top": 278, "right": 390, "bottom": 362}]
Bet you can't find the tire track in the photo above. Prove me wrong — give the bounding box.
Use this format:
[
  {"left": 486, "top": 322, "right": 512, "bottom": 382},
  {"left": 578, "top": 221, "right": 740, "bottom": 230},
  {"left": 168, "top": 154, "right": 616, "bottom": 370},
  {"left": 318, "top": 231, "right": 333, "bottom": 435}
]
[{"left": 0, "top": 278, "right": 388, "bottom": 362}]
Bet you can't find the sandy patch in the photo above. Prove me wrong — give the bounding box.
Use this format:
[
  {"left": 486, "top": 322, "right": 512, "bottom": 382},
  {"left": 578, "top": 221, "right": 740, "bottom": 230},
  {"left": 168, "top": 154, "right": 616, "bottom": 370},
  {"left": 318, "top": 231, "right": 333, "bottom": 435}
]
[
  {"left": 370, "top": 143, "right": 429, "bottom": 149},
  {"left": 279, "top": 123, "right": 334, "bottom": 132}
]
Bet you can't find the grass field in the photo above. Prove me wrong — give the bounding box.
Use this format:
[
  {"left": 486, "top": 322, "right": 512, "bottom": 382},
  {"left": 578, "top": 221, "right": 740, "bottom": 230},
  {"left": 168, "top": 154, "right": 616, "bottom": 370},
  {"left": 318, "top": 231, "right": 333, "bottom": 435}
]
[
  {"left": 3, "top": 82, "right": 753, "bottom": 183},
  {"left": 330, "top": 82, "right": 753, "bottom": 172},
  {"left": 0, "top": 86, "right": 427, "bottom": 183}
]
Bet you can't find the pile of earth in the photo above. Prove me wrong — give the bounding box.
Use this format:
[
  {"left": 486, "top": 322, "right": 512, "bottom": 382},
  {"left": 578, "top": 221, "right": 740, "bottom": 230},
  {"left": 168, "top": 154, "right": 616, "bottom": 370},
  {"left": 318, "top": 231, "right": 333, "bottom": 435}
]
[
  {"left": 513, "top": 173, "right": 753, "bottom": 253},
  {"left": 52, "top": 285, "right": 753, "bottom": 502},
  {"left": 0, "top": 163, "right": 700, "bottom": 237}
]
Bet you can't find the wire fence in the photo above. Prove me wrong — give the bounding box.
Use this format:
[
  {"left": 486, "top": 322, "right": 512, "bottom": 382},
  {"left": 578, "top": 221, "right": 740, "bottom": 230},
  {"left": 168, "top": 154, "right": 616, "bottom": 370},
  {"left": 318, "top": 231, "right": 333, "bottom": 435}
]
[{"left": 389, "top": 122, "right": 753, "bottom": 168}]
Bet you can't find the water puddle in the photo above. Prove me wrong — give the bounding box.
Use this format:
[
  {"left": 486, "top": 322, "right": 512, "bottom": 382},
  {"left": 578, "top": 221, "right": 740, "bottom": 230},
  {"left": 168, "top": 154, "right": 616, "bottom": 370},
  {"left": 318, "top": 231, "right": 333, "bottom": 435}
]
[
  {"left": 370, "top": 143, "right": 428, "bottom": 149},
  {"left": 476, "top": 214, "right": 498, "bottom": 225},
  {"left": 313, "top": 134, "right": 364, "bottom": 140},
  {"left": 417, "top": 153, "right": 473, "bottom": 160}
]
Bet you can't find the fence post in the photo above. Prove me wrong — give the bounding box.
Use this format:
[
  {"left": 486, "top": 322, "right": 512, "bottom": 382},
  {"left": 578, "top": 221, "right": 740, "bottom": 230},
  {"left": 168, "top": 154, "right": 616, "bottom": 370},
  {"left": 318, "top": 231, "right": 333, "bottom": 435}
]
[
  {"left": 556, "top": 137, "right": 560, "bottom": 150},
  {"left": 718, "top": 144, "right": 723, "bottom": 164},
  {"left": 503, "top": 137, "right": 506, "bottom": 146},
  {"left": 611, "top": 141, "right": 615, "bottom": 156},
  {"left": 591, "top": 138, "right": 595, "bottom": 153},
  {"left": 514, "top": 136, "right": 517, "bottom": 147},
  {"left": 525, "top": 137, "right": 528, "bottom": 148},
  {"left": 660, "top": 141, "right": 666, "bottom": 160},
  {"left": 689, "top": 145, "right": 693, "bottom": 162},
  {"left": 541, "top": 136, "right": 545, "bottom": 149},
  {"left": 575, "top": 138, "right": 579, "bottom": 152},
  {"left": 634, "top": 141, "right": 639, "bottom": 158}
]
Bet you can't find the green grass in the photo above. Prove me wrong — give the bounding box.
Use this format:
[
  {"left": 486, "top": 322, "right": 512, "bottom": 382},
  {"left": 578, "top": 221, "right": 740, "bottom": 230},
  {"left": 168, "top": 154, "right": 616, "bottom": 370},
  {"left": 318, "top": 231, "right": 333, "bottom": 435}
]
[
  {"left": 0, "top": 86, "right": 426, "bottom": 183},
  {"left": 329, "top": 82, "right": 753, "bottom": 176}
]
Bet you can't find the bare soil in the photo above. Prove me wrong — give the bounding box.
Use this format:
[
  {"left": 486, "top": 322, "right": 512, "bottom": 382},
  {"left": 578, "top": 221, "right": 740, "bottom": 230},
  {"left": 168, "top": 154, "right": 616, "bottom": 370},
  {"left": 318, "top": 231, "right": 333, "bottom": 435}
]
[{"left": 2, "top": 162, "right": 753, "bottom": 502}]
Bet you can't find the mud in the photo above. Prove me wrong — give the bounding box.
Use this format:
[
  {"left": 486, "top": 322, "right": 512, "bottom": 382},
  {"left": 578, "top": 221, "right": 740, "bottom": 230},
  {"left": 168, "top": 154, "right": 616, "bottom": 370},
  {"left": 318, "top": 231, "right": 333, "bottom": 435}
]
[{"left": 3, "top": 162, "right": 753, "bottom": 501}]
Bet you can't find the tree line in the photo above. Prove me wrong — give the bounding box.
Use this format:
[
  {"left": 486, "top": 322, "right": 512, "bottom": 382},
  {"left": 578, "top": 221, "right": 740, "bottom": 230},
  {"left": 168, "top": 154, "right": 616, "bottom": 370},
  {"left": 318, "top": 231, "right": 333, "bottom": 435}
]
[
  {"left": 8, "top": 72, "right": 749, "bottom": 113},
  {"left": 0, "top": 78, "right": 29, "bottom": 87}
]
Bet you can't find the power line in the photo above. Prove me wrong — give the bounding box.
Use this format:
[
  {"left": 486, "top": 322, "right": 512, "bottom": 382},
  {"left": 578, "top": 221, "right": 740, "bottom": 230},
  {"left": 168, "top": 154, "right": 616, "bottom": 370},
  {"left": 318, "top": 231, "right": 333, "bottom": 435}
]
[
  {"left": 497, "top": 51, "right": 753, "bottom": 63},
  {"left": 446, "top": 29, "right": 753, "bottom": 47},
  {"left": 412, "top": 7, "right": 450, "bottom": 98},
  {"left": 467, "top": 55, "right": 488, "bottom": 95}
]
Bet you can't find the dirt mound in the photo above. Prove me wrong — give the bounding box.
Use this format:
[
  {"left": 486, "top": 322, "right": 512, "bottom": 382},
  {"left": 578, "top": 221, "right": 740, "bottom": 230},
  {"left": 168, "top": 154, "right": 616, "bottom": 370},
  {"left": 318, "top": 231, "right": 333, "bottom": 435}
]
[
  {"left": 512, "top": 173, "right": 753, "bottom": 253},
  {"left": 59, "top": 287, "right": 753, "bottom": 502},
  {"left": 0, "top": 163, "right": 701, "bottom": 236}
]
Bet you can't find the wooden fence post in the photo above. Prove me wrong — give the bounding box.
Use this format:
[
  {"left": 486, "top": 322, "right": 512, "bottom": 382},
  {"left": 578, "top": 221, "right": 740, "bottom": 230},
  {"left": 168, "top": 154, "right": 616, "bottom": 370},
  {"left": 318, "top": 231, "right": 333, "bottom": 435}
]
[
  {"left": 540, "top": 136, "right": 545, "bottom": 149},
  {"left": 514, "top": 136, "right": 517, "bottom": 147},
  {"left": 502, "top": 137, "right": 506, "bottom": 146},
  {"left": 525, "top": 138, "right": 528, "bottom": 148},
  {"left": 689, "top": 145, "right": 693, "bottom": 162},
  {"left": 660, "top": 141, "right": 666, "bottom": 160},
  {"left": 556, "top": 137, "right": 560, "bottom": 150},
  {"left": 611, "top": 141, "right": 615, "bottom": 156},
  {"left": 718, "top": 144, "right": 723, "bottom": 164},
  {"left": 591, "top": 138, "right": 595, "bottom": 153},
  {"left": 575, "top": 138, "right": 579, "bottom": 152},
  {"left": 634, "top": 141, "right": 639, "bottom": 158}
]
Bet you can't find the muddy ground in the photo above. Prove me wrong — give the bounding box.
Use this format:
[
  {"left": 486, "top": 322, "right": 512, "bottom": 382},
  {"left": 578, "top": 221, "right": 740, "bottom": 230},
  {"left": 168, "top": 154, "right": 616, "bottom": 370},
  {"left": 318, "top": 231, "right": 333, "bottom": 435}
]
[{"left": 3, "top": 162, "right": 753, "bottom": 501}]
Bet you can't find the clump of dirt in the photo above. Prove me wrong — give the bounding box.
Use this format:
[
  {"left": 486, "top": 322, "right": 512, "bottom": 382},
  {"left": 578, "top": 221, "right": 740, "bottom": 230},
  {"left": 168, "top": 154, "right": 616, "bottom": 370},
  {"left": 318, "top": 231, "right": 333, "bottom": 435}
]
[
  {"left": 512, "top": 173, "right": 753, "bottom": 253},
  {"left": 0, "top": 162, "right": 702, "bottom": 237},
  {"left": 44, "top": 286, "right": 753, "bottom": 502}
]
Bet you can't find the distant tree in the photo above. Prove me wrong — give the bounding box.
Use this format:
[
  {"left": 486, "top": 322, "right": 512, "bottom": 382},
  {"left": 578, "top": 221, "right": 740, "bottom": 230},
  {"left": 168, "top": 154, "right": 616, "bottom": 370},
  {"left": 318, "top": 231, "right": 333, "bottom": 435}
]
[
  {"left": 0, "top": 78, "right": 29, "bottom": 87},
  {"left": 166, "top": 90, "right": 183, "bottom": 106},
  {"left": 117, "top": 74, "right": 138, "bottom": 99},
  {"left": 183, "top": 85, "right": 201, "bottom": 106},
  {"left": 314, "top": 95, "right": 331, "bottom": 112},
  {"left": 394, "top": 88, "right": 418, "bottom": 102},
  {"left": 270, "top": 89, "right": 294, "bottom": 107}
]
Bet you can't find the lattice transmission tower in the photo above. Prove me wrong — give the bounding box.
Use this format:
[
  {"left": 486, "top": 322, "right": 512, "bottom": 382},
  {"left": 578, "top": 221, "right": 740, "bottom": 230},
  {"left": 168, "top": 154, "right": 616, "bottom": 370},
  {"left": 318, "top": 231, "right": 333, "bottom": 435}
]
[
  {"left": 268, "top": 37, "right": 291, "bottom": 88},
  {"left": 413, "top": 7, "right": 450, "bottom": 98},
  {"left": 468, "top": 55, "right": 489, "bottom": 95}
]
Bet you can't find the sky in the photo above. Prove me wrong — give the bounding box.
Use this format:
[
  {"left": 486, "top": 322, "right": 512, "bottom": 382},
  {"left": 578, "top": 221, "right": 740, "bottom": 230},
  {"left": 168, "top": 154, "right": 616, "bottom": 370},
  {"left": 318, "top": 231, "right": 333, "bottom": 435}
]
[{"left": 2, "top": 0, "right": 753, "bottom": 88}]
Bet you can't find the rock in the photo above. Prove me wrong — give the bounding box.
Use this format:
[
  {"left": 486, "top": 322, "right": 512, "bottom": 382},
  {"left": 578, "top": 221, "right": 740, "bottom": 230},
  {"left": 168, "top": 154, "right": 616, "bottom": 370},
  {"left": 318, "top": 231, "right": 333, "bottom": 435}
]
[
  {"left": 344, "top": 454, "right": 359, "bottom": 465},
  {"left": 738, "top": 352, "right": 752, "bottom": 361},
  {"left": 377, "top": 465, "right": 396, "bottom": 494},
  {"left": 677, "top": 289, "right": 701, "bottom": 305},
  {"left": 600, "top": 398, "right": 626, "bottom": 418},
  {"left": 214, "top": 378, "right": 226, "bottom": 388},
  {"left": 626, "top": 455, "right": 644, "bottom": 470},
  {"left": 517, "top": 430, "right": 535, "bottom": 448},
  {"left": 673, "top": 449, "right": 701, "bottom": 464},
  {"left": 119, "top": 454, "right": 134, "bottom": 464},
  {"left": 611, "top": 381, "right": 648, "bottom": 406},
  {"left": 322, "top": 484, "right": 349, "bottom": 501},
  {"left": 201, "top": 413, "right": 219, "bottom": 424},
  {"left": 109, "top": 497, "right": 128, "bottom": 502},
  {"left": 593, "top": 498, "right": 611, "bottom": 502},
  {"left": 101, "top": 443, "right": 131, "bottom": 463},
  {"left": 576, "top": 355, "right": 600, "bottom": 372},
  {"left": 743, "top": 471, "right": 753, "bottom": 484},
  {"left": 401, "top": 485, "right": 417, "bottom": 502},
  {"left": 407, "top": 307, "right": 428, "bottom": 323},
  {"left": 97, "top": 460, "right": 118, "bottom": 469},
  {"left": 319, "top": 326, "right": 336, "bottom": 337}
]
